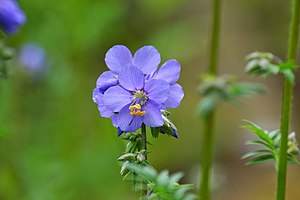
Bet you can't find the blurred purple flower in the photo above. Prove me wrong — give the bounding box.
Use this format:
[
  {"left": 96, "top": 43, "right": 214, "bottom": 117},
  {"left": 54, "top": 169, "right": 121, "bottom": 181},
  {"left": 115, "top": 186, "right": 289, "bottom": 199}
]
[
  {"left": 19, "top": 43, "right": 47, "bottom": 74},
  {"left": 0, "top": 0, "right": 26, "bottom": 35},
  {"left": 93, "top": 45, "right": 184, "bottom": 134}
]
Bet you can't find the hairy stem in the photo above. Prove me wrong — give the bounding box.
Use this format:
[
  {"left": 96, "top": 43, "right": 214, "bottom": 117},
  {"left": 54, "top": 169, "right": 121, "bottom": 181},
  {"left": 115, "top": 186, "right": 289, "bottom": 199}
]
[
  {"left": 276, "top": 0, "right": 300, "bottom": 200},
  {"left": 199, "top": 0, "right": 222, "bottom": 199},
  {"left": 141, "top": 123, "right": 147, "bottom": 197}
]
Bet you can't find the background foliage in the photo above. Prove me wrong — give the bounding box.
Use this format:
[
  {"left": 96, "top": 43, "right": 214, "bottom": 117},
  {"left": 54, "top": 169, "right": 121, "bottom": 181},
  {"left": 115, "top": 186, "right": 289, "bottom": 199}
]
[{"left": 0, "top": 0, "right": 299, "bottom": 199}]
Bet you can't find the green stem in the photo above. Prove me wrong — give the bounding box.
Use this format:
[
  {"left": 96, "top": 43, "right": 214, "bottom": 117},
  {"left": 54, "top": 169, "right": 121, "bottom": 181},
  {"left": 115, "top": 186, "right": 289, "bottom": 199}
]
[
  {"left": 0, "top": 61, "right": 7, "bottom": 79},
  {"left": 141, "top": 123, "right": 147, "bottom": 197},
  {"left": 200, "top": 113, "right": 216, "bottom": 200},
  {"left": 199, "top": 0, "right": 222, "bottom": 199},
  {"left": 276, "top": 0, "right": 300, "bottom": 200},
  {"left": 208, "top": 0, "right": 222, "bottom": 75}
]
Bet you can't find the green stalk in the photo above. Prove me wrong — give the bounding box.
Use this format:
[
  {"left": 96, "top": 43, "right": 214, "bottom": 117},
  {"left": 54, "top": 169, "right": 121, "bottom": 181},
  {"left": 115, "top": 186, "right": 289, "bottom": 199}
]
[
  {"left": 199, "top": 113, "right": 216, "bottom": 200},
  {"left": 141, "top": 123, "right": 147, "bottom": 197},
  {"left": 199, "top": 0, "right": 222, "bottom": 199},
  {"left": 276, "top": 0, "right": 300, "bottom": 199},
  {"left": 208, "top": 0, "right": 222, "bottom": 75}
]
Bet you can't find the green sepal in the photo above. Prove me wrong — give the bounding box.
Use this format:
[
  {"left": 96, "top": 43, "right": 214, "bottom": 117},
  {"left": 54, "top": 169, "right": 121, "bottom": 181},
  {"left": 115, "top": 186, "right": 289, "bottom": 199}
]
[
  {"left": 120, "top": 161, "right": 130, "bottom": 176},
  {"left": 118, "top": 153, "right": 137, "bottom": 162},
  {"left": 150, "top": 127, "right": 160, "bottom": 138}
]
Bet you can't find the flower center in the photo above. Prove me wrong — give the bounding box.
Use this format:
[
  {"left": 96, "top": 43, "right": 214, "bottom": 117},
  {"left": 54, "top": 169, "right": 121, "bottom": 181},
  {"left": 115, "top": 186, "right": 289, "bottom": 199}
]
[
  {"left": 133, "top": 90, "right": 148, "bottom": 105},
  {"left": 129, "top": 104, "right": 146, "bottom": 116}
]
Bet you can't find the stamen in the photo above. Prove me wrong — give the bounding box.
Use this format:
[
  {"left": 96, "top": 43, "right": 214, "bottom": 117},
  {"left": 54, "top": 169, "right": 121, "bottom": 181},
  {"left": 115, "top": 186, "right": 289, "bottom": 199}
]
[
  {"left": 138, "top": 111, "right": 146, "bottom": 116},
  {"left": 129, "top": 104, "right": 146, "bottom": 116},
  {"left": 129, "top": 104, "right": 141, "bottom": 111},
  {"left": 135, "top": 104, "right": 141, "bottom": 109}
]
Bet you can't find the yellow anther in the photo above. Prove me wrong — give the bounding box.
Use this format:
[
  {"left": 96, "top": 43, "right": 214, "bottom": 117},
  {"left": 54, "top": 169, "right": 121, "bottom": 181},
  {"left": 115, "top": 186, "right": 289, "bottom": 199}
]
[
  {"left": 129, "top": 104, "right": 142, "bottom": 111},
  {"left": 139, "top": 111, "right": 146, "bottom": 116},
  {"left": 129, "top": 105, "right": 135, "bottom": 111},
  {"left": 135, "top": 104, "right": 141, "bottom": 109},
  {"left": 129, "top": 104, "right": 146, "bottom": 116}
]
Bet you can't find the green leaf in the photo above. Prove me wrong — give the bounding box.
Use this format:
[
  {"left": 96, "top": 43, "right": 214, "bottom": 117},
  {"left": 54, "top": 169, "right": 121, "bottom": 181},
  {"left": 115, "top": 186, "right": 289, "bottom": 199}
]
[
  {"left": 246, "top": 154, "right": 275, "bottom": 165},
  {"left": 174, "top": 185, "right": 194, "bottom": 199},
  {"left": 229, "top": 83, "right": 266, "bottom": 97},
  {"left": 287, "top": 155, "right": 300, "bottom": 165},
  {"left": 126, "top": 164, "right": 157, "bottom": 181},
  {"left": 269, "top": 130, "right": 281, "bottom": 144},
  {"left": 169, "top": 172, "right": 184, "bottom": 184},
  {"left": 198, "top": 93, "right": 222, "bottom": 118},
  {"left": 266, "top": 64, "right": 280, "bottom": 74},
  {"left": 246, "top": 140, "right": 272, "bottom": 149},
  {"left": 281, "top": 69, "right": 295, "bottom": 84},
  {"left": 242, "top": 149, "right": 274, "bottom": 159},
  {"left": 242, "top": 120, "right": 274, "bottom": 147},
  {"left": 156, "top": 170, "right": 170, "bottom": 187}
]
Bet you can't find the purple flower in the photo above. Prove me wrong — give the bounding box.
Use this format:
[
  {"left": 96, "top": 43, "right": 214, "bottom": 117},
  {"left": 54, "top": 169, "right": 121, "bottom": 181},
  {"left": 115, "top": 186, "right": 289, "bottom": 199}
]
[
  {"left": 104, "top": 66, "right": 170, "bottom": 132},
  {"left": 150, "top": 59, "right": 184, "bottom": 109},
  {"left": 93, "top": 45, "right": 184, "bottom": 133},
  {"left": 0, "top": 0, "right": 26, "bottom": 35},
  {"left": 18, "top": 43, "right": 47, "bottom": 81},
  {"left": 19, "top": 43, "right": 47, "bottom": 73}
]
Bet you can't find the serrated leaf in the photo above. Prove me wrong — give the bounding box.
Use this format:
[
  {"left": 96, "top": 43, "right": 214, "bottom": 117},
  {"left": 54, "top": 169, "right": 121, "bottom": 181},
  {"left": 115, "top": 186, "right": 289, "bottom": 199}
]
[
  {"left": 242, "top": 149, "right": 274, "bottom": 159},
  {"left": 246, "top": 154, "right": 274, "bottom": 165}
]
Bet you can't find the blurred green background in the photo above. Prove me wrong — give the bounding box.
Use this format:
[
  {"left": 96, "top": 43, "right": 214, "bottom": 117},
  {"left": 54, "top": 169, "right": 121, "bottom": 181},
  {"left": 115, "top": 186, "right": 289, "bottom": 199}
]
[{"left": 1, "top": 0, "right": 300, "bottom": 199}]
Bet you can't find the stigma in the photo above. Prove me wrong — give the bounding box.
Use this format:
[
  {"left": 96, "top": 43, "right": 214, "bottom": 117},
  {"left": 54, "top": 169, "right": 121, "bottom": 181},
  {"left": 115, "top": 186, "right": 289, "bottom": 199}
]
[{"left": 129, "top": 104, "right": 146, "bottom": 116}]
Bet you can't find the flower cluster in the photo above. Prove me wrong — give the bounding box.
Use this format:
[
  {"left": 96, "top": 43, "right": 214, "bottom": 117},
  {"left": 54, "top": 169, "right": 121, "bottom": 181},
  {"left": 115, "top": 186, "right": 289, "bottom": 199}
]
[
  {"left": 0, "top": 0, "right": 26, "bottom": 35},
  {"left": 93, "top": 45, "right": 184, "bottom": 136}
]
